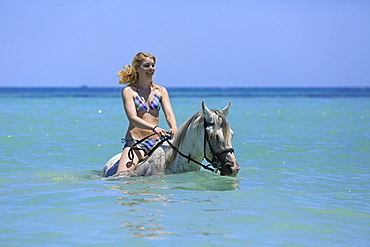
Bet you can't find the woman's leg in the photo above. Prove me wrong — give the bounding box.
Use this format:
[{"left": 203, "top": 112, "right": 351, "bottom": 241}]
[{"left": 116, "top": 145, "right": 144, "bottom": 174}]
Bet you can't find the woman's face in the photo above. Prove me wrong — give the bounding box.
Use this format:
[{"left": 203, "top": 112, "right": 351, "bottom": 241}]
[{"left": 136, "top": 57, "right": 155, "bottom": 81}]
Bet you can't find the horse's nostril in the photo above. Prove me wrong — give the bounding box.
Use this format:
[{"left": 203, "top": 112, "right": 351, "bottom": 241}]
[
  {"left": 226, "top": 161, "right": 240, "bottom": 169},
  {"left": 221, "top": 162, "right": 239, "bottom": 176}
]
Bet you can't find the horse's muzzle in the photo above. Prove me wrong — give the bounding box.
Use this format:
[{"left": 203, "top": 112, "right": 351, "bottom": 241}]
[{"left": 220, "top": 153, "right": 240, "bottom": 177}]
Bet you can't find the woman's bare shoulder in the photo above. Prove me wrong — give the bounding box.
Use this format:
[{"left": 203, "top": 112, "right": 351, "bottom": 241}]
[
  {"left": 154, "top": 85, "right": 168, "bottom": 94},
  {"left": 122, "top": 85, "right": 136, "bottom": 95},
  {"left": 121, "top": 86, "right": 138, "bottom": 102}
]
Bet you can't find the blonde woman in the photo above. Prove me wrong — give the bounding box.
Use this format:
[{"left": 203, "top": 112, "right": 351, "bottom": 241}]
[{"left": 109, "top": 52, "right": 177, "bottom": 177}]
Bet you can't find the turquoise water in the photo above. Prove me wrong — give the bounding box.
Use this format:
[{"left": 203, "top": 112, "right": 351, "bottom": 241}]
[{"left": 1, "top": 88, "right": 370, "bottom": 246}]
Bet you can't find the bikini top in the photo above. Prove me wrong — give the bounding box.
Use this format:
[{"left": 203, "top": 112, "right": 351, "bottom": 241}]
[{"left": 134, "top": 89, "right": 161, "bottom": 111}]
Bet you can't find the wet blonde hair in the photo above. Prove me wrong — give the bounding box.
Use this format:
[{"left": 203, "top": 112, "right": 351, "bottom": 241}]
[{"left": 117, "top": 52, "right": 159, "bottom": 88}]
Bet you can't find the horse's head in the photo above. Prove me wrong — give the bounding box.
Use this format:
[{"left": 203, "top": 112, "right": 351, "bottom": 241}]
[{"left": 202, "top": 101, "right": 240, "bottom": 177}]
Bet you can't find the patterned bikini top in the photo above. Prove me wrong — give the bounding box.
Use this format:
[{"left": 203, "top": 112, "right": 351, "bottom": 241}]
[{"left": 134, "top": 89, "right": 161, "bottom": 111}]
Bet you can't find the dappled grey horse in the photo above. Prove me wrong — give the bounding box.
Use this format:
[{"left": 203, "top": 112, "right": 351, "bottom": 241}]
[{"left": 103, "top": 101, "right": 239, "bottom": 177}]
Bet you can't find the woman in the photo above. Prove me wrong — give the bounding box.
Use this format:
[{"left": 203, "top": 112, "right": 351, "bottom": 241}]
[{"left": 113, "top": 52, "right": 177, "bottom": 176}]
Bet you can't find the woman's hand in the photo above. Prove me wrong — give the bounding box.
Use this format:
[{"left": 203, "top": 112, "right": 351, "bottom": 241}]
[
  {"left": 153, "top": 126, "right": 167, "bottom": 137},
  {"left": 168, "top": 128, "right": 177, "bottom": 138}
]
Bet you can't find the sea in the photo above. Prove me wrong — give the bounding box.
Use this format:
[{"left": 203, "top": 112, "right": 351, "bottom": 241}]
[{"left": 1, "top": 87, "right": 369, "bottom": 246}]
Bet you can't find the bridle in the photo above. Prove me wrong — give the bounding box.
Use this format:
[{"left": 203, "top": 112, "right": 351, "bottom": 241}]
[
  {"left": 165, "top": 117, "right": 234, "bottom": 173},
  {"left": 203, "top": 119, "right": 235, "bottom": 173}
]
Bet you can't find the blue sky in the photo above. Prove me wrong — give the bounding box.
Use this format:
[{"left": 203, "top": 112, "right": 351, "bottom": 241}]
[{"left": 1, "top": 0, "right": 369, "bottom": 88}]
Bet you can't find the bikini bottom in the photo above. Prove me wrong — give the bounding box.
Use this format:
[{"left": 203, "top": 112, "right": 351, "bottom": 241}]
[{"left": 122, "top": 137, "right": 165, "bottom": 154}]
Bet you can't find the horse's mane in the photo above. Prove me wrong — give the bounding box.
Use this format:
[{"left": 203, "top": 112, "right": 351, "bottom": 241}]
[{"left": 165, "top": 109, "right": 231, "bottom": 164}]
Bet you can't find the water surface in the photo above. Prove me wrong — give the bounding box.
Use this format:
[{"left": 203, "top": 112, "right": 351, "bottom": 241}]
[{"left": 1, "top": 87, "right": 369, "bottom": 246}]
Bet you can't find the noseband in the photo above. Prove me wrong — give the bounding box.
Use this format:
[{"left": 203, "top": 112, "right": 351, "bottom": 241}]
[{"left": 166, "top": 117, "right": 234, "bottom": 173}]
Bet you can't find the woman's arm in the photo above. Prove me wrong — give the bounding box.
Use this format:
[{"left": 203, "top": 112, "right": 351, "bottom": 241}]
[{"left": 160, "top": 86, "right": 177, "bottom": 135}]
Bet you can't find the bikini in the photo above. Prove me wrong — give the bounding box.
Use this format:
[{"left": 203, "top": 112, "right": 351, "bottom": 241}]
[
  {"left": 134, "top": 89, "right": 161, "bottom": 111},
  {"left": 121, "top": 138, "right": 165, "bottom": 154},
  {"left": 123, "top": 88, "right": 162, "bottom": 154}
]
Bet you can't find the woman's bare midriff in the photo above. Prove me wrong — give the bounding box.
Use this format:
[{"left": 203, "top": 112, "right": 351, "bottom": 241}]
[{"left": 125, "top": 110, "right": 160, "bottom": 139}]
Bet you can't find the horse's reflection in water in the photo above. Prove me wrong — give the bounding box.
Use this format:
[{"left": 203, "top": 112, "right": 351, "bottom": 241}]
[
  {"left": 105, "top": 172, "right": 240, "bottom": 238},
  {"left": 106, "top": 181, "right": 172, "bottom": 238}
]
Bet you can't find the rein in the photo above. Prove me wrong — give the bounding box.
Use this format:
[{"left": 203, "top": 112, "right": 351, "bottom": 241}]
[{"left": 165, "top": 137, "right": 216, "bottom": 172}]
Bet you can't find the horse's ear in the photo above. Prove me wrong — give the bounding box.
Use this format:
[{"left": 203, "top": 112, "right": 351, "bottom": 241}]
[
  {"left": 202, "top": 100, "right": 212, "bottom": 122},
  {"left": 221, "top": 101, "right": 231, "bottom": 117}
]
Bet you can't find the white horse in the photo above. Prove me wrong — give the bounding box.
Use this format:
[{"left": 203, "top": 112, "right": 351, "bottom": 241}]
[{"left": 103, "top": 101, "right": 240, "bottom": 177}]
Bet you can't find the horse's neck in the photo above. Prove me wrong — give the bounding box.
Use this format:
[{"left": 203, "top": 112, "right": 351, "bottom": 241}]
[
  {"left": 167, "top": 123, "right": 205, "bottom": 173},
  {"left": 180, "top": 125, "right": 205, "bottom": 161}
]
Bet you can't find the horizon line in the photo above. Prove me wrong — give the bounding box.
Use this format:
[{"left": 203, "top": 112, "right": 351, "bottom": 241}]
[{"left": 1, "top": 86, "right": 369, "bottom": 89}]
